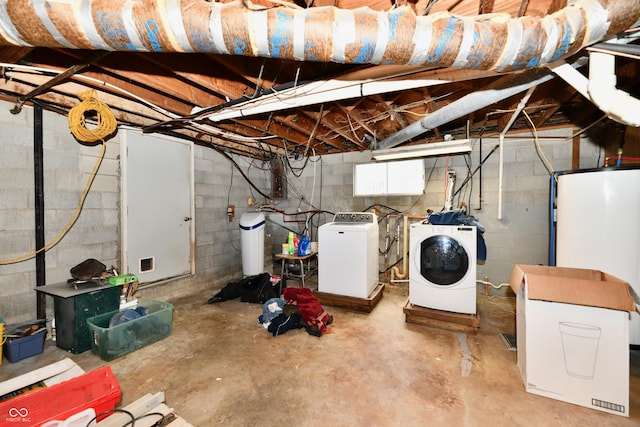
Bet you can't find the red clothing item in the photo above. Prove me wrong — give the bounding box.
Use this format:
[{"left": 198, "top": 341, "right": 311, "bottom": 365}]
[{"left": 283, "top": 287, "right": 332, "bottom": 336}]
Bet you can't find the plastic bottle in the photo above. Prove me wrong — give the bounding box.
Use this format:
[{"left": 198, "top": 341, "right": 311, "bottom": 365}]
[{"left": 288, "top": 232, "right": 294, "bottom": 254}]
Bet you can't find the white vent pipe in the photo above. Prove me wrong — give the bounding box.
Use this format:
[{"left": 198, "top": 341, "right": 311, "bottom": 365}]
[
  {"left": 498, "top": 87, "right": 536, "bottom": 220},
  {"left": 550, "top": 50, "right": 640, "bottom": 127},
  {"left": 587, "top": 51, "right": 640, "bottom": 127}
]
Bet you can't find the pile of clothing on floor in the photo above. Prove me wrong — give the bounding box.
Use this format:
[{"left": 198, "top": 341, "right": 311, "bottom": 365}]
[
  {"left": 258, "top": 288, "right": 333, "bottom": 337},
  {"left": 207, "top": 272, "right": 280, "bottom": 304}
]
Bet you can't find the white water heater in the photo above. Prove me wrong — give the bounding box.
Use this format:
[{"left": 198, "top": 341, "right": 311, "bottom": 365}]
[{"left": 555, "top": 166, "right": 640, "bottom": 346}]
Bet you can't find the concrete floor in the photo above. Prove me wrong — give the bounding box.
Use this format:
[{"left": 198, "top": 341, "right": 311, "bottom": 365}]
[{"left": 2, "top": 279, "right": 639, "bottom": 426}]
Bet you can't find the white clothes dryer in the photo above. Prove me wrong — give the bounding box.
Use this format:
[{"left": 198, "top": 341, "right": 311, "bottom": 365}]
[{"left": 409, "top": 223, "right": 477, "bottom": 314}]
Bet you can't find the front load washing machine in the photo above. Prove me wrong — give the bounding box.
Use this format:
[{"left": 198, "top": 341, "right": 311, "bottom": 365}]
[
  {"left": 409, "top": 223, "right": 477, "bottom": 314},
  {"left": 318, "top": 212, "right": 379, "bottom": 298}
]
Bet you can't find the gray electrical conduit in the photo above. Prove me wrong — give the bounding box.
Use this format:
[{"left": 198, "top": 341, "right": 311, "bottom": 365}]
[
  {"left": 375, "top": 68, "right": 555, "bottom": 149},
  {"left": 0, "top": 0, "right": 637, "bottom": 72}
]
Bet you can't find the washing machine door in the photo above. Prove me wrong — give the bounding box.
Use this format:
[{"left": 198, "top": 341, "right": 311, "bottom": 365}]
[{"left": 418, "top": 235, "right": 469, "bottom": 286}]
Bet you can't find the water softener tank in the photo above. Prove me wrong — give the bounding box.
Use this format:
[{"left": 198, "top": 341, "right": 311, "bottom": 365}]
[{"left": 240, "top": 212, "right": 266, "bottom": 276}]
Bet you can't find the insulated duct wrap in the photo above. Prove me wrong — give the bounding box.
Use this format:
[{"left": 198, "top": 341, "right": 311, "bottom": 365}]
[{"left": 0, "top": 0, "right": 638, "bottom": 71}]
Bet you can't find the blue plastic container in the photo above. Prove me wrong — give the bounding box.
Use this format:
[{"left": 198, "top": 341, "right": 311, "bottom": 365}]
[{"left": 3, "top": 329, "right": 47, "bottom": 363}]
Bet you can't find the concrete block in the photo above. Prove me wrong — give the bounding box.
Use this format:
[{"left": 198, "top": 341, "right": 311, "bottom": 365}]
[
  {"left": 0, "top": 272, "right": 32, "bottom": 297},
  {"left": 343, "top": 151, "right": 370, "bottom": 164},
  {"left": 56, "top": 244, "right": 106, "bottom": 270},
  {"left": 88, "top": 174, "right": 118, "bottom": 193},
  {"left": 81, "top": 155, "right": 118, "bottom": 177},
  {"left": 81, "top": 225, "right": 118, "bottom": 245},
  {"left": 0, "top": 209, "right": 33, "bottom": 230},
  {"left": 73, "top": 208, "right": 104, "bottom": 226},
  {"left": 101, "top": 191, "right": 119, "bottom": 209},
  {"left": 0, "top": 292, "right": 38, "bottom": 322},
  {"left": 102, "top": 207, "right": 121, "bottom": 228},
  {"left": 321, "top": 173, "right": 344, "bottom": 187},
  {"left": 0, "top": 146, "right": 29, "bottom": 170},
  {"left": 0, "top": 188, "right": 29, "bottom": 209},
  {"left": 0, "top": 231, "right": 33, "bottom": 254}
]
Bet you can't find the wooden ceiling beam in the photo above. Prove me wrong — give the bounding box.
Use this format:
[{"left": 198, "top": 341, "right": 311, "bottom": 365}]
[
  {"left": 276, "top": 108, "right": 347, "bottom": 150},
  {"left": 336, "top": 103, "right": 377, "bottom": 142},
  {"left": 43, "top": 50, "right": 216, "bottom": 113},
  {"left": 309, "top": 107, "right": 371, "bottom": 150},
  {"left": 28, "top": 51, "right": 204, "bottom": 116},
  {"left": 478, "top": 0, "right": 495, "bottom": 14},
  {"left": 0, "top": 46, "right": 33, "bottom": 63},
  {"left": 225, "top": 116, "right": 329, "bottom": 150},
  {"left": 135, "top": 53, "right": 250, "bottom": 102},
  {"left": 0, "top": 76, "right": 261, "bottom": 155}
]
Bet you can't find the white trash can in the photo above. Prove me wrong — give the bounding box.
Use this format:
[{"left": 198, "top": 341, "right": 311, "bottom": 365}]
[{"left": 239, "top": 212, "right": 266, "bottom": 276}]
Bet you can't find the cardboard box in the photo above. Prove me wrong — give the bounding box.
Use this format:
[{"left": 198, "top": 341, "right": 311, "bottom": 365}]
[{"left": 509, "top": 264, "right": 636, "bottom": 417}]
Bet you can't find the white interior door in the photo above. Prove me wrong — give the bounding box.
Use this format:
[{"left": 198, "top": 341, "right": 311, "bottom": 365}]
[{"left": 121, "top": 130, "right": 194, "bottom": 283}]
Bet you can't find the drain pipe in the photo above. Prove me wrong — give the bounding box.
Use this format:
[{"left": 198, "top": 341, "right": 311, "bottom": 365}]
[
  {"left": 549, "top": 34, "right": 640, "bottom": 127},
  {"left": 390, "top": 215, "right": 409, "bottom": 283},
  {"left": 587, "top": 51, "right": 640, "bottom": 127},
  {"left": 34, "top": 104, "right": 46, "bottom": 320},
  {"left": 547, "top": 60, "right": 590, "bottom": 98},
  {"left": 498, "top": 87, "right": 536, "bottom": 220}
]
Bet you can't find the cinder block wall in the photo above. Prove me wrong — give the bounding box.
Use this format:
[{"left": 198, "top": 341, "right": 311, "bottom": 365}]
[
  {"left": 271, "top": 129, "right": 602, "bottom": 293},
  {"left": 0, "top": 103, "right": 266, "bottom": 323},
  {"left": 0, "top": 106, "right": 120, "bottom": 321},
  {"left": 0, "top": 99, "right": 602, "bottom": 324}
]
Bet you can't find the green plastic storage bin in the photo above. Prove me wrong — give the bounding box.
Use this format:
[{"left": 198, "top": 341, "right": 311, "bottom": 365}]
[{"left": 87, "top": 301, "right": 173, "bottom": 361}]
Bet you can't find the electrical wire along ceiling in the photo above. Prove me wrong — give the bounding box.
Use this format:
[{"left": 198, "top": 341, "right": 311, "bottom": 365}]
[{"left": 0, "top": 0, "right": 638, "bottom": 159}]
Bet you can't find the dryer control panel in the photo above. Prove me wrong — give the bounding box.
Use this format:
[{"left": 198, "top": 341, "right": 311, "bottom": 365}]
[{"left": 333, "top": 212, "right": 377, "bottom": 224}]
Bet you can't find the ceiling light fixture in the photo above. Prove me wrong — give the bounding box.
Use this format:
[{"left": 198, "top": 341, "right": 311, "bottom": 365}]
[{"left": 371, "top": 139, "right": 472, "bottom": 161}]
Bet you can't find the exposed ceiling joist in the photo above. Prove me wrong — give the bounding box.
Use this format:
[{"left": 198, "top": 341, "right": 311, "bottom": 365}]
[{"left": 0, "top": 0, "right": 637, "bottom": 160}]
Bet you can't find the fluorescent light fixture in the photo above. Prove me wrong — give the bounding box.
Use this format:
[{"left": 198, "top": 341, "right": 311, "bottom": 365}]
[{"left": 372, "top": 139, "right": 472, "bottom": 161}]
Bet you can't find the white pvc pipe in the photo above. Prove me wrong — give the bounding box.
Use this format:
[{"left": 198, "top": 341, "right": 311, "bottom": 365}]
[
  {"left": 498, "top": 87, "right": 536, "bottom": 220},
  {"left": 498, "top": 132, "right": 505, "bottom": 220},
  {"left": 390, "top": 216, "right": 409, "bottom": 281},
  {"left": 588, "top": 51, "right": 640, "bottom": 127},
  {"left": 548, "top": 61, "right": 590, "bottom": 99}
]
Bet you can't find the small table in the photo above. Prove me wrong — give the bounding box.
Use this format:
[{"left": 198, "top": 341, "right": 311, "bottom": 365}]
[
  {"left": 35, "top": 281, "right": 121, "bottom": 354},
  {"left": 274, "top": 251, "right": 318, "bottom": 291}
]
